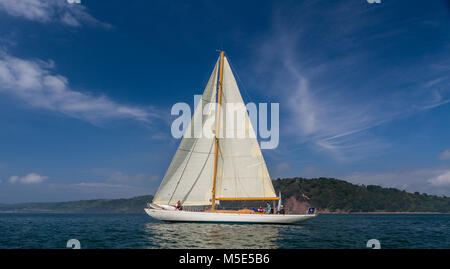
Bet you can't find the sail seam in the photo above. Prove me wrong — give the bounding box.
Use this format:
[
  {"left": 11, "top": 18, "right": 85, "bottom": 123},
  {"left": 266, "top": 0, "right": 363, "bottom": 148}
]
[{"left": 178, "top": 148, "right": 214, "bottom": 155}]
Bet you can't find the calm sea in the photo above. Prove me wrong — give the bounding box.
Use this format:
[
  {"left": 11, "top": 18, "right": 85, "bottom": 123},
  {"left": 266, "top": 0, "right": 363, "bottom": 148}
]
[{"left": 0, "top": 213, "right": 448, "bottom": 249}]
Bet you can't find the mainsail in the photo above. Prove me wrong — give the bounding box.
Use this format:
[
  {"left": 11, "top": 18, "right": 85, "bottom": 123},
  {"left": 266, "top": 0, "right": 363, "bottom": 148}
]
[
  {"left": 153, "top": 53, "right": 277, "bottom": 206},
  {"left": 215, "top": 57, "right": 277, "bottom": 201}
]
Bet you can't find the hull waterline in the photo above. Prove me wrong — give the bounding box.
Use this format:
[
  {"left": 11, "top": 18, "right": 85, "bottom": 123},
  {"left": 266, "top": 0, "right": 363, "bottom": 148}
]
[{"left": 145, "top": 208, "right": 317, "bottom": 225}]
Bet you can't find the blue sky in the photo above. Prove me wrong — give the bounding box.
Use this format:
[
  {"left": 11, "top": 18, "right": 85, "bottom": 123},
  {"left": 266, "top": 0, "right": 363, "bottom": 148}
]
[{"left": 0, "top": 0, "right": 449, "bottom": 203}]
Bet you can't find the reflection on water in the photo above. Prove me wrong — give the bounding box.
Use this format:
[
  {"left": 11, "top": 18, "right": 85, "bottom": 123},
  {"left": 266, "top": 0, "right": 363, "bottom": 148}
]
[{"left": 144, "top": 222, "right": 284, "bottom": 248}]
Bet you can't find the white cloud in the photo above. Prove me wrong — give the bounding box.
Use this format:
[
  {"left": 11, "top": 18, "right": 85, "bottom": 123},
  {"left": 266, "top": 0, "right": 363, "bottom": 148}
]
[
  {"left": 0, "top": 51, "right": 160, "bottom": 124},
  {"left": 428, "top": 170, "right": 450, "bottom": 187},
  {"left": 8, "top": 176, "right": 19, "bottom": 183},
  {"left": 0, "top": 0, "right": 110, "bottom": 28},
  {"left": 439, "top": 149, "right": 450, "bottom": 160},
  {"left": 9, "top": 173, "right": 48, "bottom": 184}
]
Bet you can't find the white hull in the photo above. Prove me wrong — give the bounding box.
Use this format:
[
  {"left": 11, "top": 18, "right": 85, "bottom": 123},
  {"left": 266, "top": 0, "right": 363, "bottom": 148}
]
[{"left": 145, "top": 208, "right": 317, "bottom": 224}]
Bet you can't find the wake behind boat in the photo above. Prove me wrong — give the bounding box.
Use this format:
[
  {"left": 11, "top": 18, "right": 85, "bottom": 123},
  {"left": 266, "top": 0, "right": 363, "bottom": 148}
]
[{"left": 145, "top": 51, "right": 317, "bottom": 224}]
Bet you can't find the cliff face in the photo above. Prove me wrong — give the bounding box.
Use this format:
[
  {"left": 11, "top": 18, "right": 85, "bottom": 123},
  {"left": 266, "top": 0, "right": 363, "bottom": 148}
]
[{"left": 284, "top": 196, "right": 311, "bottom": 214}]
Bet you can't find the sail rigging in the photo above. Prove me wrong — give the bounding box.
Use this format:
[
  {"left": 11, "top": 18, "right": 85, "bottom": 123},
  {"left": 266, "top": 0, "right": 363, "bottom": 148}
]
[{"left": 153, "top": 52, "right": 277, "bottom": 207}]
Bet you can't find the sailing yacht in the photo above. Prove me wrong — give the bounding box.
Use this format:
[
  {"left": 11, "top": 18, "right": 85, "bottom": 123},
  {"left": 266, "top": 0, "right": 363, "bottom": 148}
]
[{"left": 145, "top": 51, "right": 317, "bottom": 224}]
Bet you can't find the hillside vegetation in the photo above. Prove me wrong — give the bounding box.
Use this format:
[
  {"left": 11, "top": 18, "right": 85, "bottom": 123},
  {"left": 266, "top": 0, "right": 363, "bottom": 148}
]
[{"left": 273, "top": 178, "right": 450, "bottom": 213}]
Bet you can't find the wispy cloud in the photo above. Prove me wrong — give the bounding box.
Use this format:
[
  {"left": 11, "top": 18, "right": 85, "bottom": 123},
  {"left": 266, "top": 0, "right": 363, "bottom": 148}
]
[
  {"left": 428, "top": 170, "right": 450, "bottom": 187},
  {"left": 9, "top": 173, "right": 47, "bottom": 184},
  {"left": 0, "top": 0, "right": 110, "bottom": 28},
  {"left": 254, "top": 0, "right": 450, "bottom": 160},
  {"left": 0, "top": 50, "right": 162, "bottom": 124},
  {"left": 439, "top": 149, "right": 450, "bottom": 160}
]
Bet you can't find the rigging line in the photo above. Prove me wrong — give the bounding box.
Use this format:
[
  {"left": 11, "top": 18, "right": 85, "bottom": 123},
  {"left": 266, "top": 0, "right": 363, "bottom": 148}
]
[
  {"left": 168, "top": 139, "right": 198, "bottom": 205},
  {"left": 226, "top": 54, "right": 256, "bottom": 107},
  {"left": 225, "top": 56, "right": 260, "bottom": 140},
  {"left": 180, "top": 139, "right": 215, "bottom": 204}
]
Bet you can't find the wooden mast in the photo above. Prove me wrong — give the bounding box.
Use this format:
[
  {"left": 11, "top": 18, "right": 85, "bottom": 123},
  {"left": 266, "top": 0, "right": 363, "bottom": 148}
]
[{"left": 211, "top": 51, "right": 224, "bottom": 210}]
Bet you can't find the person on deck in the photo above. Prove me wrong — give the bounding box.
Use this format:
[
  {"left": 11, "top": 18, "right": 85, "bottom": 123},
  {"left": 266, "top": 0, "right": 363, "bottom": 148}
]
[
  {"left": 278, "top": 205, "right": 285, "bottom": 215},
  {"left": 175, "top": 200, "right": 183, "bottom": 210},
  {"left": 266, "top": 202, "right": 271, "bottom": 214},
  {"left": 258, "top": 206, "right": 263, "bottom": 213}
]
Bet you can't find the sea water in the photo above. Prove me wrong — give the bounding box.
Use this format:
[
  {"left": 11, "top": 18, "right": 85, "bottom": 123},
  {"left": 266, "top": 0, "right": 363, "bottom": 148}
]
[{"left": 0, "top": 213, "right": 448, "bottom": 249}]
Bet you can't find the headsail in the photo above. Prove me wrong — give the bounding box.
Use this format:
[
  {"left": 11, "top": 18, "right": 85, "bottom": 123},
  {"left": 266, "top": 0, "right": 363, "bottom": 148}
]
[{"left": 152, "top": 59, "right": 219, "bottom": 206}]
